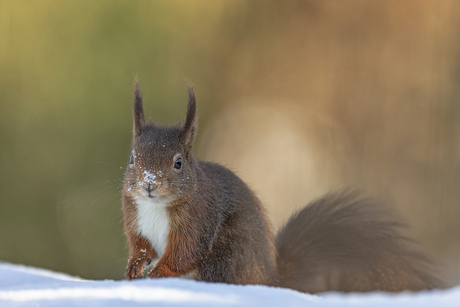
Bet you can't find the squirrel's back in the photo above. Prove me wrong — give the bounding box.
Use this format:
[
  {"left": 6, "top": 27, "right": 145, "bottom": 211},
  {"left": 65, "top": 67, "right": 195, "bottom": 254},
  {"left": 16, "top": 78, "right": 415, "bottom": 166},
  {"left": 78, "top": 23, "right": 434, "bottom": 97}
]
[
  {"left": 195, "top": 161, "right": 277, "bottom": 285},
  {"left": 275, "top": 192, "right": 442, "bottom": 293}
]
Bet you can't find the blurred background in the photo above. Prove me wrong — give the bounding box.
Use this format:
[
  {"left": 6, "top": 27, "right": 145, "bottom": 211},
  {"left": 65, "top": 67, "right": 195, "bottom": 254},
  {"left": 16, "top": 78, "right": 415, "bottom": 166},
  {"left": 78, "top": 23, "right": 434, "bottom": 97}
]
[{"left": 1, "top": 0, "right": 460, "bottom": 286}]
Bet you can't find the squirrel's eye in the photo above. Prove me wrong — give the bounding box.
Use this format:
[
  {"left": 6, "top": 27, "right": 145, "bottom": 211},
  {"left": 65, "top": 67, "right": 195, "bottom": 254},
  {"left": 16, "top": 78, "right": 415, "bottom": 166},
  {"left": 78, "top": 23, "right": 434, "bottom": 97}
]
[
  {"left": 129, "top": 154, "right": 134, "bottom": 165},
  {"left": 174, "top": 157, "right": 182, "bottom": 170}
]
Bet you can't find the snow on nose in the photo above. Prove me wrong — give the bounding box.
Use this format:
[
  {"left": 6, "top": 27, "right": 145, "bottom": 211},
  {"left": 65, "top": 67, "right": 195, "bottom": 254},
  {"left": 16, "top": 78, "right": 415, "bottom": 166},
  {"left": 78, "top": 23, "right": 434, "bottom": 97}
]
[
  {"left": 143, "top": 170, "right": 157, "bottom": 183},
  {"left": 141, "top": 170, "right": 162, "bottom": 192}
]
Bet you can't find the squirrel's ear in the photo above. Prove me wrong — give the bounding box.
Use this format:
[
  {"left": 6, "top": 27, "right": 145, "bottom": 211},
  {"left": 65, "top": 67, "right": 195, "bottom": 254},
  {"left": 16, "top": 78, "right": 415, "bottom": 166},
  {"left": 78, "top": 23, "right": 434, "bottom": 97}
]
[
  {"left": 133, "top": 77, "right": 145, "bottom": 136},
  {"left": 180, "top": 85, "right": 197, "bottom": 156}
]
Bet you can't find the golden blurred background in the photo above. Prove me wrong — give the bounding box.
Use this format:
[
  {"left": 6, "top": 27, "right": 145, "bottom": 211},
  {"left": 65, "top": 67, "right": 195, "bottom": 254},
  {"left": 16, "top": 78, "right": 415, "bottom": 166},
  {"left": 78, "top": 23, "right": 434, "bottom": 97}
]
[{"left": 1, "top": 1, "right": 459, "bottom": 285}]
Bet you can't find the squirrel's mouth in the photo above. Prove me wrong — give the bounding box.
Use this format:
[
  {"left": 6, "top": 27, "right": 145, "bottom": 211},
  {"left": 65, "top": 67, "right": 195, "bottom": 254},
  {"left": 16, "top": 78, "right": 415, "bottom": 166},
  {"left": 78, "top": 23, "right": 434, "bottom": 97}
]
[
  {"left": 147, "top": 193, "right": 158, "bottom": 199},
  {"left": 127, "top": 184, "right": 174, "bottom": 203},
  {"left": 143, "top": 190, "right": 172, "bottom": 201}
]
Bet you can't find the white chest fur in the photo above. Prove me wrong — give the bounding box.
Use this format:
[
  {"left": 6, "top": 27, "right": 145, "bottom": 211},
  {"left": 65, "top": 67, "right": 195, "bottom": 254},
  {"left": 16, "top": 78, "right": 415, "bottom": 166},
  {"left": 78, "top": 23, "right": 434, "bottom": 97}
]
[{"left": 135, "top": 198, "right": 170, "bottom": 259}]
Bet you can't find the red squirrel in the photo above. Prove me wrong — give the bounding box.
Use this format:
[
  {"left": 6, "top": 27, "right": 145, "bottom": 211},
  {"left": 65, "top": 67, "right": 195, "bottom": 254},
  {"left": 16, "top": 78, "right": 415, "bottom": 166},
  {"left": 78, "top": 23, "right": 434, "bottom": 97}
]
[{"left": 122, "top": 79, "right": 441, "bottom": 293}]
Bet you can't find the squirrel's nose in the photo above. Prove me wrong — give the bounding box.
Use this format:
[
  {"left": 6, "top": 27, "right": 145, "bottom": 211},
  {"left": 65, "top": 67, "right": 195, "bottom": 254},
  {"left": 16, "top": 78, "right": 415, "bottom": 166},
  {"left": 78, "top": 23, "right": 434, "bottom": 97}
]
[{"left": 145, "top": 183, "right": 158, "bottom": 192}]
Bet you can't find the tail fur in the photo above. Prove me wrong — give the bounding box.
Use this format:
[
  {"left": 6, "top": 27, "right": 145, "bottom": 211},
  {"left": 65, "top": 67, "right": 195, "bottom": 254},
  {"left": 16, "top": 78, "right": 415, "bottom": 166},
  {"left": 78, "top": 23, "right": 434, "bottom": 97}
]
[{"left": 275, "top": 191, "right": 442, "bottom": 293}]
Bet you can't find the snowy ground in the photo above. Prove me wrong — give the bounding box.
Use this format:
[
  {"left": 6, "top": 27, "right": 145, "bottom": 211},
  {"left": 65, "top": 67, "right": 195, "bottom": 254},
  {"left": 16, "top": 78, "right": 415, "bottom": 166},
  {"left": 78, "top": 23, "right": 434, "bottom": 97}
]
[{"left": 0, "top": 262, "right": 458, "bottom": 307}]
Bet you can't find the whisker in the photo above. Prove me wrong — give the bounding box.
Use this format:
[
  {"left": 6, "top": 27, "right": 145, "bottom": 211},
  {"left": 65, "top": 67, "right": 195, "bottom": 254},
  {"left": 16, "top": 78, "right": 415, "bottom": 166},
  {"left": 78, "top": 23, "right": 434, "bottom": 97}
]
[
  {"left": 60, "top": 176, "right": 123, "bottom": 208},
  {"left": 92, "top": 160, "right": 123, "bottom": 167}
]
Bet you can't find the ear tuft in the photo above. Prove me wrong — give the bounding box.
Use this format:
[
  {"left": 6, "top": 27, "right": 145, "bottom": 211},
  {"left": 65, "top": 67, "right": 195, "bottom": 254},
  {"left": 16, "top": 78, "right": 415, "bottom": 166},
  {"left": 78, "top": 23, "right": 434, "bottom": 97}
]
[
  {"left": 133, "top": 77, "right": 145, "bottom": 135},
  {"left": 180, "top": 84, "right": 197, "bottom": 156}
]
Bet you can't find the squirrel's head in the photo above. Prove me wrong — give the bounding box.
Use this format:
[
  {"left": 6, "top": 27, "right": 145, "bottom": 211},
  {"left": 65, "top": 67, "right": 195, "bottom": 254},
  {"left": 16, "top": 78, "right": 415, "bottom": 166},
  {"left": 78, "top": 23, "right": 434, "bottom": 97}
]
[{"left": 124, "top": 78, "right": 198, "bottom": 205}]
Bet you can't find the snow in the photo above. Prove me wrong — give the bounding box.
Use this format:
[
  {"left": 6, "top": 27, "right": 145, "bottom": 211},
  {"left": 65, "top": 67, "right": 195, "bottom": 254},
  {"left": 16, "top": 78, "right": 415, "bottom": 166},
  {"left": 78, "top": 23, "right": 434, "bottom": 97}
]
[
  {"left": 143, "top": 170, "right": 157, "bottom": 183},
  {"left": 0, "top": 262, "right": 458, "bottom": 307}
]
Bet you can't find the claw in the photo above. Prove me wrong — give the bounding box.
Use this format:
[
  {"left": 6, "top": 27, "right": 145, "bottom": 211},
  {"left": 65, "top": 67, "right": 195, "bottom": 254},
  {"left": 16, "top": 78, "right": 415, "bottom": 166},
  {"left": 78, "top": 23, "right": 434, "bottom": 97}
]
[{"left": 125, "top": 259, "right": 146, "bottom": 280}]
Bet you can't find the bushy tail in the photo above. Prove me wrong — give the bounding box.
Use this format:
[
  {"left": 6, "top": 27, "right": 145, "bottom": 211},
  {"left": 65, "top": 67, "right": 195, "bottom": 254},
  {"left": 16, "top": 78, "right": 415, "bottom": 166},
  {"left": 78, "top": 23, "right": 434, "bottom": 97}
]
[{"left": 275, "top": 192, "right": 442, "bottom": 293}]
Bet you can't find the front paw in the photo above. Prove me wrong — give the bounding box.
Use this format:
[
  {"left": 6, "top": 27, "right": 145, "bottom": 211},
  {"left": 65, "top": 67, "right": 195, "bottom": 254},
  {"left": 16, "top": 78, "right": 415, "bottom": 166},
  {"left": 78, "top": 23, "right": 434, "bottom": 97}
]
[
  {"left": 148, "top": 266, "right": 179, "bottom": 278},
  {"left": 125, "top": 258, "right": 147, "bottom": 280}
]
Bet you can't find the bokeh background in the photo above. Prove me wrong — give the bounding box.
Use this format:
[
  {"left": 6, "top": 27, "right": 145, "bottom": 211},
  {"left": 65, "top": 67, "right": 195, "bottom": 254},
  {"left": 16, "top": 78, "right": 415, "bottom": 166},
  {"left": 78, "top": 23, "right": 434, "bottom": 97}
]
[{"left": 1, "top": 0, "right": 460, "bottom": 285}]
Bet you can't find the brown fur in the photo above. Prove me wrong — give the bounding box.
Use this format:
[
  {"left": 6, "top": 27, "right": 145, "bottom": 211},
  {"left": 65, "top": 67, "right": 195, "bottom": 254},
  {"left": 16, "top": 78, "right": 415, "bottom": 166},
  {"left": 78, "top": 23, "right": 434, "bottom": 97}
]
[
  {"left": 132, "top": 77, "right": 144, "bottom": 136},
  {"left": 122, "top": 80, "right": 441, "bottom": 292},
  {"left": 275, "top": 192, "right": 442, "bottom": 293}
]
